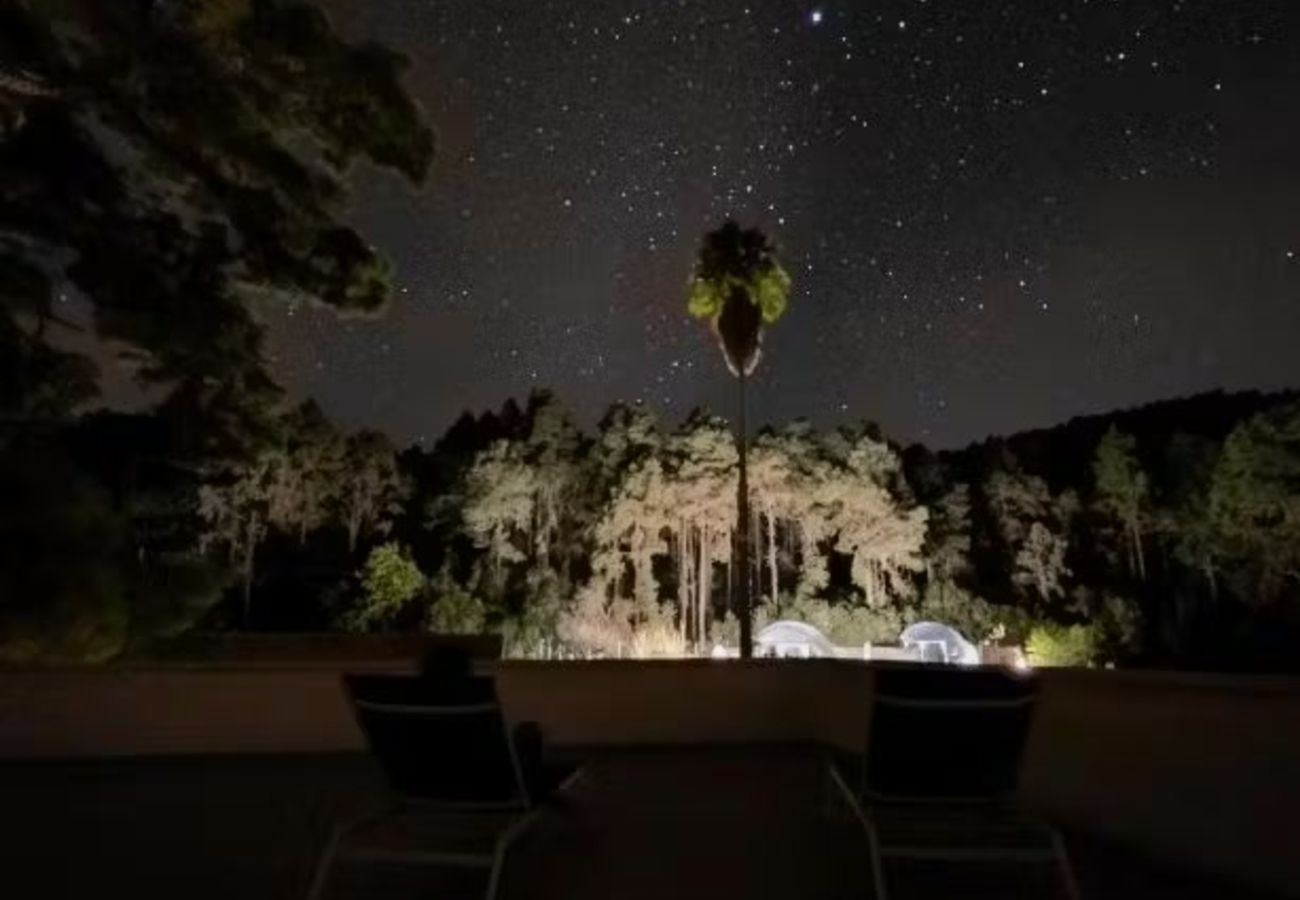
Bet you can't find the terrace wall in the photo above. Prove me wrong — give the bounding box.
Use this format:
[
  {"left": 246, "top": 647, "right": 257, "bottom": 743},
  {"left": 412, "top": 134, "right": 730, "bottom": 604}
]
[{"left": 0, "top": 646, "right": 1296, "bottom": 895}]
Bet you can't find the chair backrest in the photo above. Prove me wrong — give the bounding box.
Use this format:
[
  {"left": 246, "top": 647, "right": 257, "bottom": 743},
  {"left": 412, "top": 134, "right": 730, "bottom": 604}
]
[
  {"left": 345, "top": 674, "right": 528, "bottom": 808},
  {"left": 866, "top": 664, "right": 1037, "bottom": 801}
]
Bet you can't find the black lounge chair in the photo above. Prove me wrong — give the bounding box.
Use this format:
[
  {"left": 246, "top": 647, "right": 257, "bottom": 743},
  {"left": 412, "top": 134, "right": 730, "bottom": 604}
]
[
  {"left": 307, "top": 673, "right": 580, "bottom": 900},
  {"left": 828, "top": 664, "right": 1080, "bottom": 899}
]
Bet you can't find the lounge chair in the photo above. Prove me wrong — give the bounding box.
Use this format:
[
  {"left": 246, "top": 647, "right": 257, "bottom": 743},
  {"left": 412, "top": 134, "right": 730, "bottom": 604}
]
[
  {"left": 827, "top": 664, "right": 1080, "bottom": 899},
  {"left": 306, "top": 673, "right": 578, "bottom": 900}
]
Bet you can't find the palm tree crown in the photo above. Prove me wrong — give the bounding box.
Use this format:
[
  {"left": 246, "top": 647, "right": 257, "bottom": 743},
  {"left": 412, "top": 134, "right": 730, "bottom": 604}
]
[{"left": 687, "top": 221, "right": 791, "bottom": 376}]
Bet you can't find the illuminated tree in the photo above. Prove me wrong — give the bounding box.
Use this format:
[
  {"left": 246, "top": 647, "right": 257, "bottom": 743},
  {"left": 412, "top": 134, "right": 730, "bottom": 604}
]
[
  {"left": 925, "top": 485, "right": 973, "bottom": 593},
  {"left": 1014, "top": 521, "right": 1070, "bottom": 603},
  {"left": 345, "top": 542, "right": 425, "bottom": 632},
  {"left": 1208, "top": 402, "right": 1300, "bottom": 604},
  {"left": 198, "top": 448, "right": 286, "bottom": 622},
  {"left": 687, "top": 221, "right": 791, "bottom": 657},
  {"left": 459, "top": 439, "right": 534, "bottom": 600},
  {"left": 749, "top": 427, "right": 808, "bottom": 605},
  {"left": 518, "top": 391, "right": 587, "bottom": 573},
  {"left": 337, "top": 431, "right": 405, "bottom": 554},
  {"left": 269, "top": 401, "right": 346, "bottom": 544},
  {"left": 828, "top": 430, "right": 928, "bottom": 607},
  {"left": 1093, "top": 426, "right": 1149, "bottom": 581},
  {"left": 984, "top": 466, "right": 1072, "bottom": 606},
  {"left": 663, "top": 410, "right": 737, "bottom": 643},
  {"left": 1161, "top": 434, "right": 1221, "bottom": 603}
]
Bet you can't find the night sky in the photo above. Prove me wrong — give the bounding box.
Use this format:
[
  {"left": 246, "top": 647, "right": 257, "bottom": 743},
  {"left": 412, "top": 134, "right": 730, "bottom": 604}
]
[{"left": 260, "top": 0, "right": 1300, "bottom": 448}]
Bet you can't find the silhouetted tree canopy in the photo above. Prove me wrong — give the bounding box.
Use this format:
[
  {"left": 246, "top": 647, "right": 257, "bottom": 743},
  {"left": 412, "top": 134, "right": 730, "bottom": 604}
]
[
  {"left": 0, "top": 0, "right": 432, "bottom": 658},
  {"left": 0, "top": 0, "right": 432, "bottom": 444}
]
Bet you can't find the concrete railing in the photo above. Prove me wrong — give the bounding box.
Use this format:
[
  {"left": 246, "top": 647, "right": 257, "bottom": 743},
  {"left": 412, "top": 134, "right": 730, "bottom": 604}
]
[{"left": 1, "top": 652, "right": 1297, "bottom": 894}]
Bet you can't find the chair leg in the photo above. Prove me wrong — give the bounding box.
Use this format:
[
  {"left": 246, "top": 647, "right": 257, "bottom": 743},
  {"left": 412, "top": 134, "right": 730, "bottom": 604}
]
[
  {"left": 821, "top": 752, "right": 846, "bottom": 822},
  {"left": 864, "top": 815, "right": 889, "bottom": 900},
  {"left": 554, "top": 763, "right": 589, "bottom": 797},
  {"left": 485, "top": 809, "right": 543, "bottom": 900},
  {"left": 485, "top": 847, "right": 507, "bottom": 900},
  {"left": 306, "top": 823, "right": 345, "bottom": 900},
  {"left": 1050, "top": 827, "right": 1082, "bottom": 900},
  {"left": 824, "top": 762, "right": 887, "bottom": 898},
  {"left": 305, "top": 804, "right": 398, "bottom": 900}
]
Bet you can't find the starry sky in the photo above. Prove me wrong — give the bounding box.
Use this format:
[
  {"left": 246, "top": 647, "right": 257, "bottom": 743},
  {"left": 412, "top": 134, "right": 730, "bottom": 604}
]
[{"left": 260, "top": 0, "right": 1300, "bottom": 448}]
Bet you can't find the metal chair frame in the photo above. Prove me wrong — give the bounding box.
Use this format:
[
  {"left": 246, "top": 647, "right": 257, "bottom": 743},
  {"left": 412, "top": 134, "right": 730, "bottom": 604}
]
[
  {"left": 307, "top": 697, "right": 583, "bottom": 900},
  {"left": 825, "top": 685, "right": 1081, "bottom": 900}
]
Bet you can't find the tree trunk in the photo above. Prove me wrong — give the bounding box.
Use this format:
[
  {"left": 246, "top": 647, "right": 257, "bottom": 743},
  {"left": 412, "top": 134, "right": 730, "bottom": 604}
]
[
  {"left": 241, "top": 510, "right": 259, "bottom": 628},
  {"left": 347, "top": 484, "right": 362, "bottom": 554},
  {"left": 766, "top": 509, "right": 778, "bottom": 605},
  {"left": 698, "top": 524, "right": 711, "bottom": 644},
  {"left": 677, "top": 523, "right": 689, "bottom": 638},
  {"left": 491, "top": 531, "right": 504, "bottom": 599},
  {"left": 1130, "top": 519, "right": 1147, "bottom": 582},
  {"left": 726, "top": 528, "right": 733, "bottom": 617},
  {"left": 689, "top": 527, "right": 698, "bottom": 642},
  {"left": 735, "top": 368, "right": 752, "bottom": 658}
]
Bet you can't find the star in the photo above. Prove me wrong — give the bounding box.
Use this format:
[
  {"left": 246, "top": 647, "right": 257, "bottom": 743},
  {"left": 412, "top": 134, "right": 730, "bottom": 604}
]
[{"left": 809, "top": 9, "right": 823, "bottom": 26}]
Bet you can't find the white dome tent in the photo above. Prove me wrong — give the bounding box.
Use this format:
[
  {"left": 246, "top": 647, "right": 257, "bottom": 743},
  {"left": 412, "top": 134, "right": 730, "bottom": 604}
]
[
  {"left": 755, "top": 620, "right": 838, "bottom": 659},
  {"left": 899, "top": 621, "right": 980, "bottom": 665}
]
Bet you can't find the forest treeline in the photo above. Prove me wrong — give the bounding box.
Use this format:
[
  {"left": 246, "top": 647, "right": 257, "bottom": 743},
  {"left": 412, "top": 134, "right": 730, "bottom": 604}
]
[{"left": 5, "top": 388, "right": 1299, "bottom": 670}]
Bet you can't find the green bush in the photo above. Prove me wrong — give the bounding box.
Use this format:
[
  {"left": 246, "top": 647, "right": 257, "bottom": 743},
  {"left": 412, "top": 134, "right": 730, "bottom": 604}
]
[
  {"left": 427, "top": 576, "right": 488, "bottom": 635},
  {"left": 1025, "top": 622, "right": 1096, "bottom": 667}
]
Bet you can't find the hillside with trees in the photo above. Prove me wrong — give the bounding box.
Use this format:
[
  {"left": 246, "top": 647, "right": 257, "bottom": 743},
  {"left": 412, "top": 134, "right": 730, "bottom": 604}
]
[{"left": 9, "top": 383, "right": 1300, "bottom": 672}]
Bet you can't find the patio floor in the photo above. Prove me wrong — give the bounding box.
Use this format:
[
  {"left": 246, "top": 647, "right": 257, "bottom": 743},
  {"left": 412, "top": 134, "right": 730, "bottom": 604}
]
[
  {"left": 500, "top": 747, "right": 872, "bottom": 900},
  {"left": 0, "top": 747, "right": 1283, "bottom": 900}
]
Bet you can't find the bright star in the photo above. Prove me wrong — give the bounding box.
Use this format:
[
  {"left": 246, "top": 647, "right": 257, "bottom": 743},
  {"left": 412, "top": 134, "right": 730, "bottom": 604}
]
[{"left": 809, "top": 9, "right": 823, "bottom": 25}]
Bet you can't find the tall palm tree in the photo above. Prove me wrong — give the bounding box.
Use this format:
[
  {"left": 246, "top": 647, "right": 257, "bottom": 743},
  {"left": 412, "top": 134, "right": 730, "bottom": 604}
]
[{"left": 687, "top": 221, "right": 791, "bottom": 657}]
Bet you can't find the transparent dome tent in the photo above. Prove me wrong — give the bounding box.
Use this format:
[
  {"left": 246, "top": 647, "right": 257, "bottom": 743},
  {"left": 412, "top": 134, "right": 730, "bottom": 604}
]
[
  {"left": 899, "top": 621, "right": 980, "bottom": 665},
  {"left": 755, "top": 620, "right": 838, "bottom": 659}
]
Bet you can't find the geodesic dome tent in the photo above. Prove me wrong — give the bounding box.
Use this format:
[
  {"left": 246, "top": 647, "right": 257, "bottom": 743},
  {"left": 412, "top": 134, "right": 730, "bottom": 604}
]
[
  {"left": 755, "top": 620, "right": 837, "bottom": 658},
  {"left": 899, "top": 621, "right": 980, "bottom": 665}
]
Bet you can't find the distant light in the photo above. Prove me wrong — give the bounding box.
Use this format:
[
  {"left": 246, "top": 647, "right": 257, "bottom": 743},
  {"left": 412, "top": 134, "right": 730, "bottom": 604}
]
[
  {"left": 898, "top": 19, "right": 907, "bottom": 30},
  {"left": 809, "top": 9, "right": 823, "bottom": 25}
]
